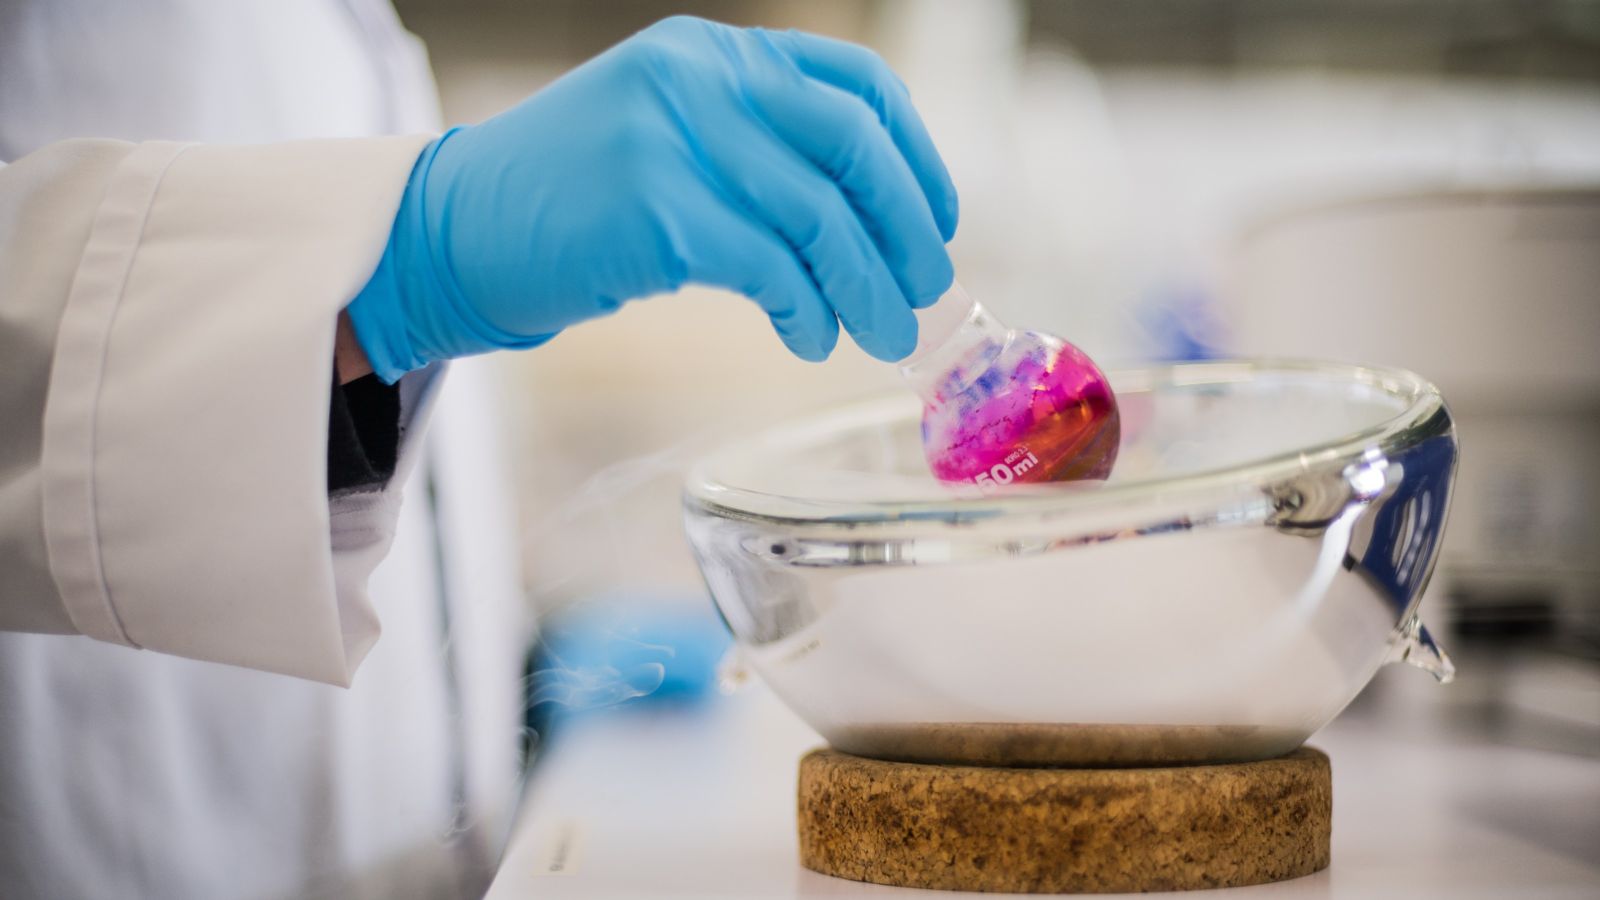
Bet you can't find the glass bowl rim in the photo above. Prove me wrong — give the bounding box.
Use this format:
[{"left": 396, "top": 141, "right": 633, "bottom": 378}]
[{"left": 683, "top": 358, "right": 1448, "bottom": 525}]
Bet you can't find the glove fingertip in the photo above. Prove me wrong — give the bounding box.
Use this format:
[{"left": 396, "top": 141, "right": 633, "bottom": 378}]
[
  {"left": 782, "top": 330, "right": 831, "bottom": 363},
  {"left": 797, "top": 345, "right": 832, "bottom": 363},
  {"left": 866, "top": 329, "right": 918, "bottom": 364},
  {"left": 936, "top": 192, "right": 960, "bottom": 242},
  {"left": 819, "top": 323, "right": 845, "bottom": 360},
  {"left": 909, "top": 256, "right": 955, "bottom": 309}
]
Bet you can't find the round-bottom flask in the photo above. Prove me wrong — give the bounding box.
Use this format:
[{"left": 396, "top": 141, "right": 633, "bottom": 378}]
[{"left": 899, "top": 284, "right": 1120, "bottom": 488}]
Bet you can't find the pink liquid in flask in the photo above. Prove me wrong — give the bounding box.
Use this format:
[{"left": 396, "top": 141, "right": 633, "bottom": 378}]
[{"left": 900, "top": 283, "right": 1120, "bottom": 489}]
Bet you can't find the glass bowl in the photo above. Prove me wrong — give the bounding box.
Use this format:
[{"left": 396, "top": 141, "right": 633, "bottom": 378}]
[{"left": 683, "top": 360, "right": 1457, "bottom": 766}]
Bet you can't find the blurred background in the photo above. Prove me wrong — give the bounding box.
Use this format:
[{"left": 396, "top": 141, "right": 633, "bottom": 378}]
[{"left": 391, "top": 0, "right": 1600, "bottom": 753}]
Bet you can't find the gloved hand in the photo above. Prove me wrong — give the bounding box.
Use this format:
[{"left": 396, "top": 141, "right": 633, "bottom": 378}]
[{"left": 347, "top": 15, "right": 958, "bottom": 382}]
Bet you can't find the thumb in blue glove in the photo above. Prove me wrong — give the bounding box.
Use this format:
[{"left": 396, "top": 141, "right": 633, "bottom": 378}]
[{"left": 347, "top": 15, "right": 958, "bottom": 382}]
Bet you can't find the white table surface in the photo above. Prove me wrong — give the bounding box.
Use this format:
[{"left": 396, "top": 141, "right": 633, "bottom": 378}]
[{"left": 485, "top": 678, "right": 1600, "bottom": 899}]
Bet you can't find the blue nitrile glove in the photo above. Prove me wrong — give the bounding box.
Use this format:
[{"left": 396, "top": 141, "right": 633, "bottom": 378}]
[{"left": 347, "top": 16, "right": 960, "bottom": 382}]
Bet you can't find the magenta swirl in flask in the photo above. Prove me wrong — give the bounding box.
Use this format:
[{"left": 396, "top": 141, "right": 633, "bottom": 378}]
[{"left": 900, "top": 284, "right": 1120, "bottom": 489}]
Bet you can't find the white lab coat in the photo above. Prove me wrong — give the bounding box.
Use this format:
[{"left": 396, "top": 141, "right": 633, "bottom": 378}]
[{"left": 0, "top": 2, "right": 530, "bottom": 898}]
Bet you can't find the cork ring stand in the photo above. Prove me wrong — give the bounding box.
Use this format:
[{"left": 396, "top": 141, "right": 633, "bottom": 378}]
[{"left": 797, "top": 747, "right": 1332, "bottom": 893}]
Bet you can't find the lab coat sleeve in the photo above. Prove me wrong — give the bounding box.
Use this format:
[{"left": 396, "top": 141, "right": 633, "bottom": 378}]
[{"left": 0, "top": 134, "right": 436, "bottom": 685}]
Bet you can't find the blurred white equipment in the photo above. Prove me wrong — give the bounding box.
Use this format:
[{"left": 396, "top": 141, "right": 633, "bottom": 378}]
[{"left": 1223, "top": 189, "right": 1600, "bottom": 643}]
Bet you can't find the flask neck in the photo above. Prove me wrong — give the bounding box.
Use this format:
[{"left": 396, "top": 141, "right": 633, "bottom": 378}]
[{"left": 899, "top": 296, "right": 1011, "bottom": 403}]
